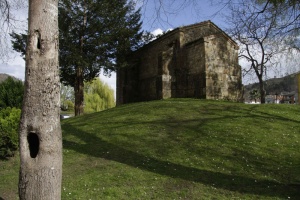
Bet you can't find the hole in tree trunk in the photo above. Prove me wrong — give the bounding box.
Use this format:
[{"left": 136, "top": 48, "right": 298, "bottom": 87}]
[
  {"left": 35, "top": 30, "right": 41, "bottom": 50},
  {"left": 27, "top": 132, "right": 39, "bottom": 158},
  {"left": 37, "top": 36, "right": 41, "bottom": 49}
]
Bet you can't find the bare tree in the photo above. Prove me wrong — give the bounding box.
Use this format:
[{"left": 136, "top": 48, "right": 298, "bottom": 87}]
[
  {"left": 134, "top": 0, "right": 204, "bottom": 28},
  {"left": 0, "top": 0, "right": 26, "bottom": 61},
  {"left": 259, "top": 0, "right": 300, "bottom": 51},
  {"left": 18, "top": 0, "right": 62, "bottom": 199},
  {"left": 226, "top": 0, "right": 299, "bottom": 103}
]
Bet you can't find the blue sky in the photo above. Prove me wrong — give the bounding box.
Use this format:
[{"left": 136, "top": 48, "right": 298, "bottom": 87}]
[{"left": 140, "top": 1, "right": 228, "bottom": 32}]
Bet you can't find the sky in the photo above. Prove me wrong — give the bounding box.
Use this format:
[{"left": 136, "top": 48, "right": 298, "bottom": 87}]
[{"left": 2, "top": 1, "right": 297, "bottom": 96}]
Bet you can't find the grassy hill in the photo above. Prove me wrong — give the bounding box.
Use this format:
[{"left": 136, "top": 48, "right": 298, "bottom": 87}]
[{"left": 1, "top": 99, "right": 300, "bottom": 199}]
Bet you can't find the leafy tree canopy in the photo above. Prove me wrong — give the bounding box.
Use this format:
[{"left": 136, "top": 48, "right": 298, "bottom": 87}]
[
  {"left": 84, "top": 78, "right": 115, "bottom": 113},
  {"left": 10, "top": 32, "right": 27, "bottom": 57},
  {"left": 59, "top": 0, "right": 143, "bottom": 87},
  {"left": 11, "top": 0, "right": 144, "bottom": 87}
]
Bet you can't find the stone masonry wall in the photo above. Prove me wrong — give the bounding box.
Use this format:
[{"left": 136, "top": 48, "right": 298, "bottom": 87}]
[
  {"left": 182, "top": 38, "right": 206, "bottom": 98},
  {"left": 137, "top": 31, "right": 181, "bottom": 101},
  {"left": 204, "top": 35, "right": 241, "bottom": 100}
]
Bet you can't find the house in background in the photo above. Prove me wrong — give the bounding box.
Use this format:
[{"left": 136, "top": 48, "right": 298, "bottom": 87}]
[
  {"left": 272, "top": 73, "right": 300, "bottom": 104},
  {"left": 117, "top": 21, "right": 242, "bottom": 105}
]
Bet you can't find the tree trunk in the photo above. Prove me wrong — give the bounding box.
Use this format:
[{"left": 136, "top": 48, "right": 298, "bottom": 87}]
[
  {"left": 258, "top": 77, "right": 266, "bottom": 104},
  {"left": 19, "top": 0, "right": 62, "bottom": 199},
  {"left": 74, "top": 0, "right": 87, "bottom": 116},
  {"left": 74, "top": 66, "right": 84, "bottom": 116}
]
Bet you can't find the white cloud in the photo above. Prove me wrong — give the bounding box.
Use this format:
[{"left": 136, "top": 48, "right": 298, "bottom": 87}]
[
  {"left": 0, "top": 52, "right": 26, "bottom": 80},
  {"left": 150, "top": 28, "right": 173, "bottom": 41},
  {"left": 0, "top": 62, "right": 25, "bottom": 81},
  {"left": 151, "top": 28, "right": 163, "bottom": 36}
]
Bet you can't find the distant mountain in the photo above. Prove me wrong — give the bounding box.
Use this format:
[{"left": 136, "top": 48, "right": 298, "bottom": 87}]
[
  {"left": 243, "top": 72, "right": 299, "bottom": 102},
  {"left": 0, "top": 73, "right": 21, "bottom": 83}
]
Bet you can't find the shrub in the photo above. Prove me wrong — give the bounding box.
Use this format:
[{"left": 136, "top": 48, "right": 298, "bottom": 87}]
[
  {"left": 65, "top": 100, "right": 74, "bottom": 112},
  {"left": 61, "top": 100, "right": 74, "bottom": 112},
  {"left": 0, "top": 107, "right": 21, "bottom": 159},
  {"left": 0, "top": 77, "right": 24, "bottom": 109}
]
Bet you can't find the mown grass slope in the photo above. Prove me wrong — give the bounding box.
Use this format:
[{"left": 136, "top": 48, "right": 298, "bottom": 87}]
[{"left": 1, "top": 99, "right": 299, "bottom": 199}]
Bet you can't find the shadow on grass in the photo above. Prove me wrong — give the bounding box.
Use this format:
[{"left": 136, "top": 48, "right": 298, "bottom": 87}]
[{"left": 62, "top": 123, "right": 299, "bottom": 199}]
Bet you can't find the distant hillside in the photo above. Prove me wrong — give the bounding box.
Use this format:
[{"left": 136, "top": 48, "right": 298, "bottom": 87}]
[
  {"left": 244, "top": 72, "right": 299, "bottom": 97},
  {"left": 0, "top": 73, "right": 20, "bottom": 83}
]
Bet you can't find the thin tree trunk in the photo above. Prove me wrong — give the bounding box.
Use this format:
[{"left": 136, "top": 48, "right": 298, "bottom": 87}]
[
  {"left": 74, "top": 67, "right": 84, "bottom": 116},
  {"left": 258, "top": 77, "right": 266, "bottom": 104},
  {"left": 74, "top": 0, "right": 87, "bottom": 116},
  {"left": 19, "top": 0, "right": 62, "bottom": 199}
]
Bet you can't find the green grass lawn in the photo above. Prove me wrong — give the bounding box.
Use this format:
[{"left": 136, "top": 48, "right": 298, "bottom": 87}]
[{"left": 1, "top": 99, "right": 299, "bottom": 199}]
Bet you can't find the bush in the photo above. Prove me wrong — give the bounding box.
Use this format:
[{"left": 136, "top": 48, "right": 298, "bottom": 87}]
[
  {"left": 0, "top": 77, "right": 24, "bottom": 109},
  {"left": 0, "top": 107, "right": 21, "bottom": 159},
  {"left": 61, "top": 100, "right": 74, "bottom": 112},
  {"left": 65, "top": 100, "right": 74, "bottom": 112}
]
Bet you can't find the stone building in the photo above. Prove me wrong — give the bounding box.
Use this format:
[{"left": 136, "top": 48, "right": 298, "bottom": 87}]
[{"left": 117, "top": 21, "right": 242, "bottom": 105}]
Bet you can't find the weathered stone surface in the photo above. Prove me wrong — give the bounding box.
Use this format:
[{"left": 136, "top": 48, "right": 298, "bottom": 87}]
[{"left": 117, "top": 21, "right": 242, "bottom": 105}]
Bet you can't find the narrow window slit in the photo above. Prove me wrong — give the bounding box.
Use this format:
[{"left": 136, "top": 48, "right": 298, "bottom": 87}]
[{"left": 27, "top": 132, "right": 39, "bottom": 158}]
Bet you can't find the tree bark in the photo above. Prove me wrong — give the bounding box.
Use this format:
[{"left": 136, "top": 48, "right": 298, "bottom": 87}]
[
  {"left": 74, "top": 66, "right": 84, "bottom": 116},
  {"left": 18, "top": 0, "right": 62, "bottom": 199},
  {"left": 258, "top": 76, "right": 266, "bottom": 104},
  {"left": 74, "top": 0, "right": 86, "bottom": 116}
]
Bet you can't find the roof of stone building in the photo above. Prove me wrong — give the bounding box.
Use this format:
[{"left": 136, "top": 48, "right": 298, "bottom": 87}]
[
  {"left": 139, "top": 20, "right": 238, "bottom": 51},
  {"left": 180, "top": 20, "right": 238, "bottom": 47}
]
